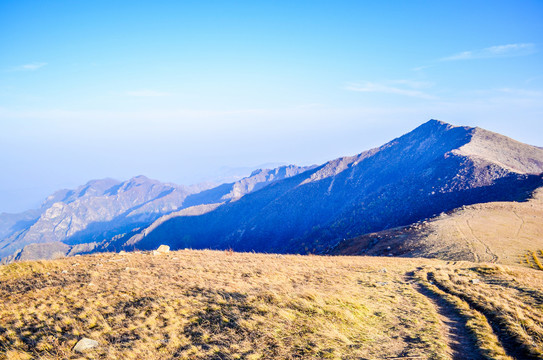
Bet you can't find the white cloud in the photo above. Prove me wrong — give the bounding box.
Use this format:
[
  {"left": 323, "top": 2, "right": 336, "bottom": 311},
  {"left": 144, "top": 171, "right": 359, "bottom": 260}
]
[
  {"left": 411, "top": 65, "right": 432, "bottom": 72},
  {"left": 345, "top": 81, "right": 436, "bottom": 99},
  {"left": 11, "top": 62, "right": 47, "bottom": 71},
  {"left": 497, "top": 88, "right": 543, "bottom": 97},
  {"left": 440, "top": 43, "right": 535, "bottom": 61},
  {"left": 125, "top": 90, "right": 172, "bottom": 97}
]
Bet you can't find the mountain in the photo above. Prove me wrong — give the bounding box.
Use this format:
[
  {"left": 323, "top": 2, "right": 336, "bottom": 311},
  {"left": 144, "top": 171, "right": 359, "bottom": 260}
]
[
  {"left": 0, "top": 176, "right": 193, "bottom": 259},
  {"left": 0, "top": 165, "right": 312, "bottom": 262},
  {"left": 328, "top": 185, "right": 543, "bottom": 265},
  {"left": 116, "top": 120, "right": 543, "bottom": 255}
]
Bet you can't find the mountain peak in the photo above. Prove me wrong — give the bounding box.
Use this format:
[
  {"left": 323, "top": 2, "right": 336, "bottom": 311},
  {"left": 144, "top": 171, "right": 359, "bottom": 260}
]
[{"left": 417, "top": 119, "right": 464, "bottom": 132}]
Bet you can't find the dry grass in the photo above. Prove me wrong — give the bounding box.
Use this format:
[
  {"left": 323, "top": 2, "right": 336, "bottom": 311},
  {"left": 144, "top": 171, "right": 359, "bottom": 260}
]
[
  {"left": 415, "top": 264, "right": 543, "bottom": 359},
  {"left": 332, "top": 187, "right": 543, "bottom": 267},
  {"left": 522, "top": 250, "right": 543, "bottom": 271},
  {"left": 532, "top": 251, "right": 543, "bottom": 270},
  {"left": 0, "top": 251, "right": 449, "bottom": 360},
  {"left": 412, "top": 266, "right": 512, "bottom": 360},
  {"left": 0, "top": 251, "right": 542, "bottom": 359}
]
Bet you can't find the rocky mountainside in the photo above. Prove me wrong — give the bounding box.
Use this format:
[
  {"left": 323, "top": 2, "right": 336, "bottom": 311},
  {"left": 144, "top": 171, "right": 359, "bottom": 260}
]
[
  {"left": 116, "top": 120, "right": 543, "bottom": 255},
  {"left": 0, "top": 165, "right": 311, "bottom": 262},
  {"left": 0, "top": 176, "right": 193, "bottom": 259}
]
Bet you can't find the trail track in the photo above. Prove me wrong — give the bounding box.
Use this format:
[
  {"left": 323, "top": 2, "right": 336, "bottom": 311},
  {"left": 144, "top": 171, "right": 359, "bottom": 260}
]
[{"left": 406, "top": 272, "right": 482, "bottom": 360}]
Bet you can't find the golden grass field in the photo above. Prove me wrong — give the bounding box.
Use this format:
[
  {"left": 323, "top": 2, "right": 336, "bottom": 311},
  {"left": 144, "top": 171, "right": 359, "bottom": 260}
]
[
  {"left": 332, "top": 188, "right": 543, "bottom": 268},
  {"left": 1, "top": 250, "right": 542, "bottom": 359}
]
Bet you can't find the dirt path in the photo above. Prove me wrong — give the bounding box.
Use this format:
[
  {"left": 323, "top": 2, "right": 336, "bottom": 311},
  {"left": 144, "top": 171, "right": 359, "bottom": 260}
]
[
  {"left": 454, "top": 222, "right": 480, "bottom": 262},
  {"left": 512, "top": 210, "right": 524, "bottom": 238},
  {"left": 406, "top": 273, "right": 483, "bottom": 360},
  {"left": 466, "top": 218, "right": 498, "bottom": 263}
]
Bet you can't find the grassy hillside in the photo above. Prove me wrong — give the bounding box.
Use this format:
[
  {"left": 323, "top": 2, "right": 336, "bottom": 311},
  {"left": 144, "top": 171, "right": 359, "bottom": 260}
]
[
  {"left": 1, "top": 250, "right": 542, "bottom": 359},
  {"left": 330, "top": 187, "right": 543, "bottom": 267}
]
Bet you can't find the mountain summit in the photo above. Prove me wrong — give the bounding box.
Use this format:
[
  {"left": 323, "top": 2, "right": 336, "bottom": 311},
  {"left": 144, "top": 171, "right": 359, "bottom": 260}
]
[
  {"left": 2, "top": 120, "right": 542, "bottom": 262},
  {"left": 118, "top": 120, "right": 543, "bottom": 254}
]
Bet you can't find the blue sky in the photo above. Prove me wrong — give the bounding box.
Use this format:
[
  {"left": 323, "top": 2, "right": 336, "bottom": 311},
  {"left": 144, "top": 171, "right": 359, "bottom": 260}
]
[{"left": 1, "top": 0, "right": 542, "bottom": 212}]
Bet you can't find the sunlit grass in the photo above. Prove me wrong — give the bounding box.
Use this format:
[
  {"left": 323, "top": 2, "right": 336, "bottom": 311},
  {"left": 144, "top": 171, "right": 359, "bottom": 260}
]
[{"left": 1, "top": 251, "right": 542, "bottom": 359}]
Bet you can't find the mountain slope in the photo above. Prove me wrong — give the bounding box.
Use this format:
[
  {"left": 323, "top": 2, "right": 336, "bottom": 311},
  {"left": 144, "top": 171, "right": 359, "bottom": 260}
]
[
  {"left": 329, "top": 185, "right": 543, "bottom": 265},
  {"left": 123, "top": 120, "right": 543, "bottom": 254},
  {"left": 0, "top": 176, "right": 193, "bottom": 259}
]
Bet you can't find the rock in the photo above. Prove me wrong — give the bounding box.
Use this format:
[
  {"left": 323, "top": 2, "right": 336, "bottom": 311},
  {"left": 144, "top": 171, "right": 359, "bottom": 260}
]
[
  {"left": 153, "top": 245, "right": 170, "bottom": 255},
  {"left": 73, "top": 338, "right": 99, "bottom": 353},
  {"left": 471, "top": 279, "right": 480, "bottom": 284},
  {"left": 379, "top": 268, "right": 387, "bottom": 273},
  {"left": 119, "top": 250, "right": 127, "bottom": 254},
  {"left": 157, "top": 245, "right": 170, "bottom": 253}
]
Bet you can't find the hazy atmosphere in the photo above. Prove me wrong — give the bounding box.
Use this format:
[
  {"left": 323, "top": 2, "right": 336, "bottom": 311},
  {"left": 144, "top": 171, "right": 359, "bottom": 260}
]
[{"left": 1, "top": 0, "right": 542, "bottom": 213}]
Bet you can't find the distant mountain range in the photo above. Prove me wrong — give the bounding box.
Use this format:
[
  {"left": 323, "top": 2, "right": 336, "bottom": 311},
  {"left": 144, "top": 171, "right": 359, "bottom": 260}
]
[
  {"left": 0, "top": 165, "right": 313, "bottom": 262},
  {"left": 2, "top": 119, "right": 542, "bottom": 263}
]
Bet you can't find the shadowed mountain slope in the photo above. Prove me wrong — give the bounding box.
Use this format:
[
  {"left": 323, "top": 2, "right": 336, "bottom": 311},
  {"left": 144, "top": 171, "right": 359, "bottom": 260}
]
[{"left": 121, "top": 120, "right": 543, "bottom": 255}]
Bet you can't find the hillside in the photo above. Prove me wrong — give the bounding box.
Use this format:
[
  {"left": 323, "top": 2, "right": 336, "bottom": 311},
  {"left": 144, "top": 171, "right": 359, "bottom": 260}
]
[
  {"left": 329, "top": 185, "right": 543, "bottom": 266},
  {"left": 118, "top": 120, "right": 543, "bottom": 255},
  {"left": 0, "top": 166, "right": 311, "bottom": 263},
  {"left": 1, "top": 250, "right": 542, "bottom": 359}
]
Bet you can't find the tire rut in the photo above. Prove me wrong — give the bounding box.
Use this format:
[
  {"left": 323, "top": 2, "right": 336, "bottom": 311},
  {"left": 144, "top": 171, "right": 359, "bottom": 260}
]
[
  {"left": 427, "top": 272, "right": 539, "bottom": 360},
  {"left": 406, "top": 272, "right": 482, "bottom": 360}
]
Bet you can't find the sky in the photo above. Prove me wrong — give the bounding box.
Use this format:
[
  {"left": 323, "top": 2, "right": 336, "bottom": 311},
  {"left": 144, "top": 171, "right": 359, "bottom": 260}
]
[{"left": 1, "top": 0, "right": 542, "bottom": 213}]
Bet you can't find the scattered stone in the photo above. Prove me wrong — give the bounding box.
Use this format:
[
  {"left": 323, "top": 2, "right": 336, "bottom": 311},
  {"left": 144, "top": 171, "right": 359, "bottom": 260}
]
[
  {"left": 72, "top": 263, "right": 80, "bottom": 266},
  {"left": 471, "top": 279, "right": 480, "bottom": 284},
  {"left": 125, "top": 267, "right": 130, "bottom": 271},
  {"left": 119, "top": 250, "right": 127, "bottom": 255},
  {"left": 376, "top": 282, "right": 388, "bottom": 286},
  {"left": 379, "top": 268, "right": 387, "bottom": 273},
  {"left": 73, "top": 338, "right": 99, "bottom": 353},
  {"left": 157, "top": 245, "right": 170, "bottom": 253},
  {"left": 61, "top": 270, "right": 68, "bottom": 274},
  {"left": 153, "top": 245, "right": 170, "bottom": 255}
]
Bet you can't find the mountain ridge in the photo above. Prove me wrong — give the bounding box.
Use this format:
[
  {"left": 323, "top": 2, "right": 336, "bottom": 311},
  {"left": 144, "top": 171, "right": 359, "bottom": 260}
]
[
  {"left": 2, "top": 119, "right": 542, "bottom": 263},
  {"left": 117, "top": 119, "right": 543, "bottom": 256}
]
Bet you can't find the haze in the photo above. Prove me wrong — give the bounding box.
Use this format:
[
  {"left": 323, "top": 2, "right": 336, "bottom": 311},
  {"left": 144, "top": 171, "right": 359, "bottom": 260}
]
[{"left": 1, "top": 1, "right": 542, "bottom": 213}]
